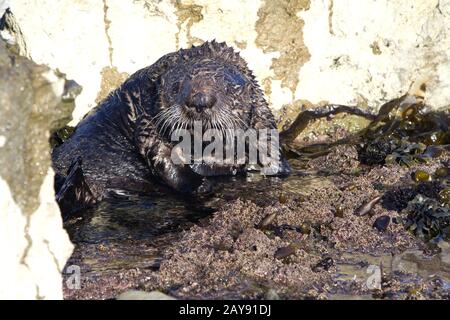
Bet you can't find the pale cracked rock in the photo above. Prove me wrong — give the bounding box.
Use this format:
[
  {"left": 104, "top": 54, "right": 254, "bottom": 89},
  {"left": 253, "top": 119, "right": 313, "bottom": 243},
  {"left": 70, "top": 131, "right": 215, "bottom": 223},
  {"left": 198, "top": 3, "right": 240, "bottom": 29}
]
[
  {"left": 9, "top": 0, "right": 450, "bottom": 127},
  {"left": 0, "top": 171, "right": 73, "bottom": 299},
  {"left": 297, "top": 0, "right": 450, "bottom": 109},
  {"left": 0, "top": 29, "right": 76, "bottom": 299}
]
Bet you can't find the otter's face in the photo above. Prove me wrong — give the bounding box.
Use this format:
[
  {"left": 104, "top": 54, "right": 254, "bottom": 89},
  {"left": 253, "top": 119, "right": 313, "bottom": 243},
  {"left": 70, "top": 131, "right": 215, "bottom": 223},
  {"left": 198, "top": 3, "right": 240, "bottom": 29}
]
[{"left": 154, "top": 59, "right": 252, "bottom": 136}]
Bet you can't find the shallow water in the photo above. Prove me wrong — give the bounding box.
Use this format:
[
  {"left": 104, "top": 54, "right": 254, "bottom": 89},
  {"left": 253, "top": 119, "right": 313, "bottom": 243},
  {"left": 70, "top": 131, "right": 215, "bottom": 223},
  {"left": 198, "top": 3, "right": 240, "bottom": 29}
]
[{"left": 65, "top": 159, "right": 323, "bottom": 244}]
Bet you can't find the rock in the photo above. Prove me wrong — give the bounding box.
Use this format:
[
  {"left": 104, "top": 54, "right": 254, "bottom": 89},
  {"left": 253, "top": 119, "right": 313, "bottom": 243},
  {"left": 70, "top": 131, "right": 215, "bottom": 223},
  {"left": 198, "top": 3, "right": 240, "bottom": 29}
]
[
  {"left": 274, "top": 245, "right": 297, "bottom": 259},
  {"left": 0, "top": 7, "right": 28, "bottom": 56},
  {"left": 0, "top": 16, "right": 79, "bottom": 298},
  {"left": 116, "top": 290, "right": 176, "bottom": 300},
  {"left": 373, "top": 216, "right": 390, "bottom": 232},
  {"left": 6, "top": 0, "right": 449, "bottom": 127}
]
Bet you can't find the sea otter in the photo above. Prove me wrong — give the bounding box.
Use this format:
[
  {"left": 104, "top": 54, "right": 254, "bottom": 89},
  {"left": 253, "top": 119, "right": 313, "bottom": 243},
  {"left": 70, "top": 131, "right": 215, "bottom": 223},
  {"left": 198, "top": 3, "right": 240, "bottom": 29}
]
[{"left": 52, "top": 41, "right": 290, "bottom": 215}]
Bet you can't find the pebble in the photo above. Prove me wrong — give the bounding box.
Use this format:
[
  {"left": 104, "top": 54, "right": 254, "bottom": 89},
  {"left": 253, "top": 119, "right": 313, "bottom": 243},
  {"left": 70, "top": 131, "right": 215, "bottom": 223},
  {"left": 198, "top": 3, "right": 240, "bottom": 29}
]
[
  {"left": 258, "top": 212, "right": 277, "bottom": 229},
  {"left": 354, "top": 196, "right": 382, "bottom": 216},
  {"left": 333, "top": 205, "right": 345, "bottom": 218},
  {"left": 265, "top": 289, "right": 280, "bottom": 300},
  {"left": 278, "top": 192, "right": 287, "bottom": 204},
  {"left": 274, "top": 245, "right": 297, "bottom": 259},
  {"left": 373, "top": 215, "right": 390, "bottom": 232}
]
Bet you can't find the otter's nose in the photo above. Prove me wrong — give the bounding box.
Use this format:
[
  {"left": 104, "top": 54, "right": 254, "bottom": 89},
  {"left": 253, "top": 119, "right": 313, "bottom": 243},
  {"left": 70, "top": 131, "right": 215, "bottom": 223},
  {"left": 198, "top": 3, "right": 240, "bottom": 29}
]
[{"left": 186, "top": 92, "right": 217, "bottom": 112}]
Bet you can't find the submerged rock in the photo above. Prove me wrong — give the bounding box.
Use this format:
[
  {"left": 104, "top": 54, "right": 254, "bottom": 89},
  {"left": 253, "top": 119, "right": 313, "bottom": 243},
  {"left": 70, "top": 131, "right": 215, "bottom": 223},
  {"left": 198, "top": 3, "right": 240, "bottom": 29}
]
[
  {"left": 392, "top": 246, "right": 450, "bottom": 281},
  {"left": 413, "top": 170, "right": 431, "bottom": 183}
]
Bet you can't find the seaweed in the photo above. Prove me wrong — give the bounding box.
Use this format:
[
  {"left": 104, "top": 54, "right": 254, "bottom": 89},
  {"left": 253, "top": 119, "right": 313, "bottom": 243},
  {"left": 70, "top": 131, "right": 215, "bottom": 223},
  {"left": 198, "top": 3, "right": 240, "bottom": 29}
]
[
  {"left": 357, "top": 138, "right": 395, "bottom": 165},
  {"left": 280, "top": 87, "right": 449, "bottom": 165},
  {"left": 401, "top": 194, "right": 450, "bottom": 241},
  {"left": 357, "top": 94, "right": 449, "bottom": 166},
  {"left": 382, "top": 181, "right": 443, "bottom": 212}
]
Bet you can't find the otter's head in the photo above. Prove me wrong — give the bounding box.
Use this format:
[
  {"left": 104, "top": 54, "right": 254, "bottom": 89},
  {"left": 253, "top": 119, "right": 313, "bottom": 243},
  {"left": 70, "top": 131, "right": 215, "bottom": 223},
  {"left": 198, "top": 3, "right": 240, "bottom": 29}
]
[{"left": 153, "top": 41, "right": 260, "bottom": 137}]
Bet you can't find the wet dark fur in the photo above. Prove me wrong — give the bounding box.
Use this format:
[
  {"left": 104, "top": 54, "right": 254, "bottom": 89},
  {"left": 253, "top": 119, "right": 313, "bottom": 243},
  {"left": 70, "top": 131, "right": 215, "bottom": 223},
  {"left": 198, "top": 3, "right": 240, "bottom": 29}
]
[{"left": 52, "top": 41, "right": 290, "bottom": 213}]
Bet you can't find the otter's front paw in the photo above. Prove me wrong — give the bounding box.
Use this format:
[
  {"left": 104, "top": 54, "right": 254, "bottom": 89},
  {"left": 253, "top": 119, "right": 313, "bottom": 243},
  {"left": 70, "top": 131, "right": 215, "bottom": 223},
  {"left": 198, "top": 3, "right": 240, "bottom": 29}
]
[
  {"left": 164, "top": 165, "right": 204, "bottom": 194},
  {"left": 194, "top": 179, "right": 214, "bottom": 196}
]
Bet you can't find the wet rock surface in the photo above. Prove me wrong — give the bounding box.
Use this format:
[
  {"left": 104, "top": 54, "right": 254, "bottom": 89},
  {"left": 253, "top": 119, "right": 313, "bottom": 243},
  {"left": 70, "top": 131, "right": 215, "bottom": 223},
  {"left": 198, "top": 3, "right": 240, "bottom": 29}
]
[{"left": 63, "top": 142, "right": 449, "bottom": 300}]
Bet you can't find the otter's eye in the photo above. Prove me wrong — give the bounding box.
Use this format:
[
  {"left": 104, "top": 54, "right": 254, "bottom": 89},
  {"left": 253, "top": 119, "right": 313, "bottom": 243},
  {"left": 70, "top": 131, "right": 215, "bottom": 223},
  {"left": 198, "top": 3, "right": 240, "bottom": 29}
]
[{"left": 171, "top": 82, "right": 180, "bottom": 95}]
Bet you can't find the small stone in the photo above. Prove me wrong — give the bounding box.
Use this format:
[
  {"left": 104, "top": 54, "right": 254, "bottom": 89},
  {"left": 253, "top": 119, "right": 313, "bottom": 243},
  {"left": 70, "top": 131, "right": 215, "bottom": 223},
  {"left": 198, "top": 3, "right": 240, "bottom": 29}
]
[
  {"left": 298, "top": 223, "right": 311, "bottom": 234},
  {"left": 333, "top": 205, "right": 344, "bottom": 218},
  {"left": 402, "top": 104, "right": 417, "bottom": 119},
  {"left": 373, "top": 215, "right": 390, "bottom": 232},
  {"left": 274, "top": 245, "right": 296, "bottom": 259},
  {"left": 385, "top": 154, "right": 397, "bottom": 164}
]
